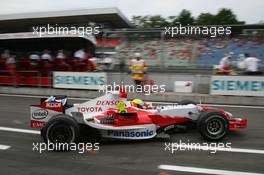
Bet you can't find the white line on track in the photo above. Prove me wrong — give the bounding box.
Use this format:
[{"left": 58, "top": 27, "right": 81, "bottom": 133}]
[
  {"left": 220, "top": 147, "right": 264, "bottom": 154},
  {"left": 1, "top": 126, "right": 264, "bottom": 155},
  {"left": 0, "top": 93, "right": 264, "bottom": 109},
  {"left": 0, "top": 144, "right": 11, "bottom": 150},
  {"left": 0, "top": 127, "right": 40, "bottom": 134},
  {"left": 167, "top": 144, "right": 264, "bottom": 155},
  {"left": 158, "top": 165, "right": 264, "bottom": 175}
]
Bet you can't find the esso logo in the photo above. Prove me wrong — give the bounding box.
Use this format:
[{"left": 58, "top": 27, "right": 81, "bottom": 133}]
[{"left": 32, "top": 109, "right": 48, "bottom": 120}]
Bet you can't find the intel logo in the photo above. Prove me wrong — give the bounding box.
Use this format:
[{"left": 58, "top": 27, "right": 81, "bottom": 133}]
[{"left": 32, "top": 109, "right": 48, "bottom": 120}]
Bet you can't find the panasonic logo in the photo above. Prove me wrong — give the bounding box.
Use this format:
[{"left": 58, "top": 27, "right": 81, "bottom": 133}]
[
  {"left": 32, "top": 109, "right": 48, "bottom": 120},
  {"left": 107, "top": 130, "right": 154, "bottom": 138}
]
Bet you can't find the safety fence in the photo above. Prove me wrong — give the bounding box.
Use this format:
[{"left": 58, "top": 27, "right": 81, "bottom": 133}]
[
  {"left": 1, "top": 70, "right": 264, "bottom": 97},
  {"left": 0, "top": 70, "right": 52, "bottom": 87}
]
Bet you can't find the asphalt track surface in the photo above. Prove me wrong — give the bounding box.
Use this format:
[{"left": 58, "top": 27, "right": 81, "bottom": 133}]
[{"left": 0, "top": 95, "right": 264, "bottom": 175}]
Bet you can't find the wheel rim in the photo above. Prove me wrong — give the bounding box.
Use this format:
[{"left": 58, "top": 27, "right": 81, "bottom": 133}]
[
  {"left": 206, "top": 117, "right": 224, "bottom": 136},
  {"left": 48, "top": 124, "right": 74, "bottom": 143}
]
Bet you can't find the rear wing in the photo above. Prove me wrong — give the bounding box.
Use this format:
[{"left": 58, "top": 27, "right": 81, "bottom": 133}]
[{"left": 30, "top": 96, "right": 67, "bottom": 128}]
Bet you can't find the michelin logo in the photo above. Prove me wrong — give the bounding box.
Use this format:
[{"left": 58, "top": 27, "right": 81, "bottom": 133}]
[{"left": 107, "top": 130, "right": 154, "bottom": 138}]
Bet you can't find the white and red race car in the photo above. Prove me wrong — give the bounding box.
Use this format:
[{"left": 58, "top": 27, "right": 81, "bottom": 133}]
[{"left": 30, "top": 90, "right": 247, "bottom": 144}]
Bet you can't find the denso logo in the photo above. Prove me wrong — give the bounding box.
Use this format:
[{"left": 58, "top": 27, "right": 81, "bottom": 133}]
[
  {"left": 96, "top": 100, "right": 119, "bottom": 106},
  {"left": 107, "top": 130, "right": 154, "bottom": 138},
  {"left": 32, "top": 109, "right": 48, "bottom": 120}
]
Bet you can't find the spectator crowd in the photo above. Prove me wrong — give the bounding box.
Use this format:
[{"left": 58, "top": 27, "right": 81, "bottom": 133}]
[
  {"left": 0, "top": 36, "right": 263, "bottom": 77},
  {"left": 0, "top": 49, "right": 96, "bottom": 77}
]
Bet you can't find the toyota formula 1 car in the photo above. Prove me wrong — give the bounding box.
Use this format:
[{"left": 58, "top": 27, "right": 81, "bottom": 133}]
[{"left": 30, "top": 90, "right": 247, "bottom": 144}]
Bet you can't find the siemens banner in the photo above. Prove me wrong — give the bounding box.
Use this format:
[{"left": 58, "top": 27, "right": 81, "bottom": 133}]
[
  {"left": 53, "top": 72, "right": 107, "bottom": 90},
  {"left": 211, "top": 76, "right": 264, "bottom": 96}
]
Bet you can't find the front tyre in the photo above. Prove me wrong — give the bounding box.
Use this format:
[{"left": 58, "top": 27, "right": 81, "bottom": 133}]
[{"left": 197, "top": 111, "right": 229, "bottom": 141}]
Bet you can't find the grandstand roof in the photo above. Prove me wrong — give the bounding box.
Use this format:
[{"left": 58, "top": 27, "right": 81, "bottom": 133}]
[
  {"left": 0, "top": 7, "right": 132, "bottom": 33},
  {"left": 0, "top": 32, "right": 96, "bottom": 45}
]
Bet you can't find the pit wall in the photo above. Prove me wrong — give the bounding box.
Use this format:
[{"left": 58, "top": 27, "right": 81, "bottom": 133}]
[{"left": 1, "top": 72, "right": 263, "bottom": 106}]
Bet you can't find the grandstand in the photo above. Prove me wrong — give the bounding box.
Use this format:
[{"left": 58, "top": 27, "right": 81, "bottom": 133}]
[
  {"left": 0, "top": 7, "right": 264, "bottom": 74},
  {"left": 117, "top": 38, "right": 193, "bottom": 66},
  {"left": 107, "top": 28, "right": 264, "bottom": 68},
  {"left": 196, "top": 36, "right": 264, "bottom": 65}
]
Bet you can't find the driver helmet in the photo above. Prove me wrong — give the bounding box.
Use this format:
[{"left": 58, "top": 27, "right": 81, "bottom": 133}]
[{"left": 131, "top": 99, "right": 144, "bottom": 109}]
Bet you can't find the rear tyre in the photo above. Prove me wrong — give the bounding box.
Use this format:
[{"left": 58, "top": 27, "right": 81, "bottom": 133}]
[
  {"left": 197, "top": 111, "right": 229, "bottom": 141},
  {"left": 43, "top": 115, "right": 80, "bottom": 151}
]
